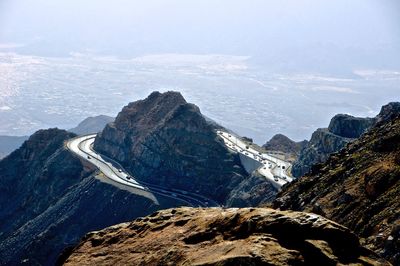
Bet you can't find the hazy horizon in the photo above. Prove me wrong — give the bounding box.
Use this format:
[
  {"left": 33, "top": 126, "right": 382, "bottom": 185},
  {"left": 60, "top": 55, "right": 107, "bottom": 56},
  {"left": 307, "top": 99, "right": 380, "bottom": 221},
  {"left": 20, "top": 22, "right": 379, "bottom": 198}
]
[{"left": 0, "top": 0, "right": 399, "bottom": 143}]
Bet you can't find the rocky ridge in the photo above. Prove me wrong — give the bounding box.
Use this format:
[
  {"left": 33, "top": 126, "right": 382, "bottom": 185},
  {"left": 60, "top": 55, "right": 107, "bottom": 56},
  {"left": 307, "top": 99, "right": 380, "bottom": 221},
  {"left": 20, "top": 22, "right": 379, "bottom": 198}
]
[
  {"left": 274, "top": 116, "right": 400, "bottom": 264},
  {"left": 0, "top": 128, "right": 183, "bottom": 265},
  {"left": 291, "top": 102, "right": 400, "bottom": 177},
  {"left": 63, "top": 207, "right": 390, "bottom": 265},
  {"left": 291, "top": 126, "right": 355, "bottom": 177},
  {"left": 94, "top": 91, "right": 255, "bottom": 205},
  {"left": 0, "top": 129, "right": 86, "bottom": 240}
]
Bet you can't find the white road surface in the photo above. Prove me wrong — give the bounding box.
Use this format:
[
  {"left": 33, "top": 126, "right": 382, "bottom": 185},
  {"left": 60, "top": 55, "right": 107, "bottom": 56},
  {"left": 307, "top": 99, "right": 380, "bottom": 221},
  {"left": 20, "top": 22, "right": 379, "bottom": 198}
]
[
  {"left": 217, "top": 130, "right": 294, "bottom": 189},
  {"left": 67, "top": 134, "right": 218, "bottom": 207}
]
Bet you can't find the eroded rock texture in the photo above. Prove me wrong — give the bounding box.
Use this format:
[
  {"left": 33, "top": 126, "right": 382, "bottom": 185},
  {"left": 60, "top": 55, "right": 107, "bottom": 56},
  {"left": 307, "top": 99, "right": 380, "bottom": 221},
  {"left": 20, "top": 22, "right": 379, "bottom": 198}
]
[
  {"left": 275, "top": 116, "right": 400, "bottom": 264},
  {"left": 63, "top": 207, "right": 389, "bottom": 266}
]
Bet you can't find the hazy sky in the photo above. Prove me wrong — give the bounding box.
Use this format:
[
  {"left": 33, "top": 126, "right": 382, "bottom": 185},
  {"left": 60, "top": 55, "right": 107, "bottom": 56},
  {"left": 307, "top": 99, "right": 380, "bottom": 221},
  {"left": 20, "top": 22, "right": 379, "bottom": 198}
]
[
  {"left": 1, "top": 0, "right": 399, "bottom": 72},
  {"left": 0, "top": 1, "right": 399, "bottom": 141}
]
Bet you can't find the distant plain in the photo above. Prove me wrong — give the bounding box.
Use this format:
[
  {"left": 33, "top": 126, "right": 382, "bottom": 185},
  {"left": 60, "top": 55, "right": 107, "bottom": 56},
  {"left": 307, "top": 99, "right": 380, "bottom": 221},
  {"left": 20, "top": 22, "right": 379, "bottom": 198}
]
[{"left": 1, "top": 52, "right": 399, "bottom": 143}]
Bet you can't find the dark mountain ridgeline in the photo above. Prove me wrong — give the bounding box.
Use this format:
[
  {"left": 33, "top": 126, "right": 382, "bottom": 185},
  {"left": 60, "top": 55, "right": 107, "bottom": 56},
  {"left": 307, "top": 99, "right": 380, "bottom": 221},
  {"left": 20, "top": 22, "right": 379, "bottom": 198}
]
[
  {"left": 0, "top": 128, "right": 182, "bottom": 265},
  {"left": 292, "top": 102, "right": 400, "bottom": 178}
]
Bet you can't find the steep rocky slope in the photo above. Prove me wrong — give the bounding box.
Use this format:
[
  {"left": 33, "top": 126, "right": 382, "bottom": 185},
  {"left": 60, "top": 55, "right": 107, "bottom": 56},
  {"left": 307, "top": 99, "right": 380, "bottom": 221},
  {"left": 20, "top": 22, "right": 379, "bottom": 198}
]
[
  {"left": 94, "top": 91, "right": 250, "bottom": 204},
  {"left": 376, "top": 102, "right": 400, "bottom": 123},
  {"left": 63, "top": 207, "right": 389, "bottom": 265},
  {"left": 0, "top": 128, "right": 182, "bottom": 265},
  {"left": 274, "top": 116, "right": 400, "bottom": 264},
  {"left": 69, "top": 115, "right": 114, "bottom": 135},
  {"left": 291, "top": 126, "right": 354, "bottom": 177},
  {"left": 225, "top": 174, "right": 278, "bottom": 207},
  {"left": 292, "top": 103, "right": 400, "bottom": 178},
  {"left": 0, "top": 129, "right": 86, "bottom": 240}
]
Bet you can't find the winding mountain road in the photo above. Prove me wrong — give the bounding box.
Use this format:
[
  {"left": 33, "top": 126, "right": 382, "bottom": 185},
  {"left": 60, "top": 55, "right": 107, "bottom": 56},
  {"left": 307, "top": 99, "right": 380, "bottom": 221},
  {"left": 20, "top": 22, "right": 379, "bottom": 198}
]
[
  {"left": 217, "top": 130, "right": 293, "bottom": 189},
  {"left": 67, "top": 129, "right": 292, "bottom": 207},
  {"left": 67, "top": 135, "right": 218, "bottom": 207}
]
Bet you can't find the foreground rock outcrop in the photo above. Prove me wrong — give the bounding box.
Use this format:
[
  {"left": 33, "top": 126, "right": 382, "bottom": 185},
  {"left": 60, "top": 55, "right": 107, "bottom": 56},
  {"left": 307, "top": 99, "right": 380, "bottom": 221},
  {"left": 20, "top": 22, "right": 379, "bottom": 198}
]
[
  {"left": 94, "top": 91, "right": 251, "bottom": 204},
  {"left": 275, "top": 116, "right": 400, "bottom": 264},
  {"left": 63, "top": 207, "right": 389, "bottom": 265},
  {"left": 292, "top": 103, "right": 400, "bottom": 178}
]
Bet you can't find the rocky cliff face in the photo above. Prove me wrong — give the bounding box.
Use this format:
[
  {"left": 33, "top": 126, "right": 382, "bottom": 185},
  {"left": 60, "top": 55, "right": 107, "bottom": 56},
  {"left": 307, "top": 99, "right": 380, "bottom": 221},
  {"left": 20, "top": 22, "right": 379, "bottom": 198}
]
[
  {"left": 69, "top": 115, "right": 114, "bottom": 135},
  {"left": 62, "top": 207, "right": 389, "bottom": 266},
  {"left": 292, "top": 103, "right": 400, "bottom": 178},
  {"left": 292, "top": 128, "right": 353, "bottom": 177},
  {"left": 376, "top": 102, "right": 400, "bottom": 124},
  {"left": 327, "top": 114, "right": 375, "bottom": 139},
  {"left": 274, "top": 116, "right": 400, "bottom": 264},
  {"left": 225, "top": 174, "right": 278, "bottom": 207},
  {"left": 0, "top": 128, "right": 183, "bottom": 265},
  {"left": 94, "top": 91, "right": 250, "bottom": 204}
]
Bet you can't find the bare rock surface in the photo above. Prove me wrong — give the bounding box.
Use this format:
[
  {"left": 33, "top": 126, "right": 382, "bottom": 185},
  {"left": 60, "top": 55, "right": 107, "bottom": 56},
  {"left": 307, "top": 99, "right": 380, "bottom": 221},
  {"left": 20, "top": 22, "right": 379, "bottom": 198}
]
[
  {"left": 63, "top": 207, "right": 389, "bottom": 266},
  {"left": 275, "top": 116, "right": 400, "bottom": 264}
]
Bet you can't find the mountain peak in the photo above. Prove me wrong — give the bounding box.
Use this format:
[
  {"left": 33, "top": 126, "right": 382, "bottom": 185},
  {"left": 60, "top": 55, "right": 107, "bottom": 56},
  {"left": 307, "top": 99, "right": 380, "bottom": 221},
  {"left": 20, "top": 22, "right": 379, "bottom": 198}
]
[
  {"left": 327, "top": 114, "right": 375, "bottom": 139},
  {"left": 112, "top": 91, "right": 188, "bottom": 133},
  {"left": 147, "top": 90, "right": 186, "bottom": 102},
  {"left": 377, "top": 102, "right": 400, "bottom": 124},
  {"left": 94, "top": 91, "right": 249, "bottom": 204}
]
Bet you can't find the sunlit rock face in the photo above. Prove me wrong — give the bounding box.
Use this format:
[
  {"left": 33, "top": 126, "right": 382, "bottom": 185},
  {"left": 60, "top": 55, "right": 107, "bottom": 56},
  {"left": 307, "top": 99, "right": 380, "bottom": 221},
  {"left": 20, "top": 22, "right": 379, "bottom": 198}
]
[{"left": 63, "top": 207, "right": 390, "bottom": 266}]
